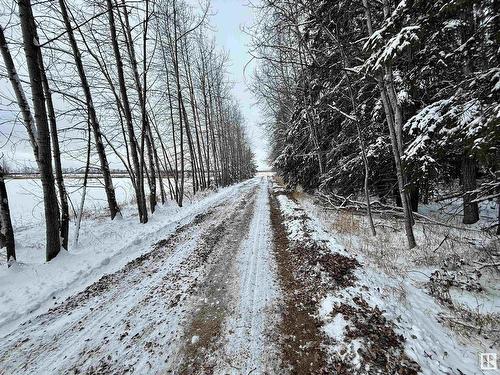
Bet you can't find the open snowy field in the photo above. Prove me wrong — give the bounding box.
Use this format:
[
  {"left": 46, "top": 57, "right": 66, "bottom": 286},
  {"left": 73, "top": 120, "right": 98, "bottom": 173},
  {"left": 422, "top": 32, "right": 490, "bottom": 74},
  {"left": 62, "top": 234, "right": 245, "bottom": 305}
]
[{"left": 7, "top": 176, "right": 151, "bottom": 230}]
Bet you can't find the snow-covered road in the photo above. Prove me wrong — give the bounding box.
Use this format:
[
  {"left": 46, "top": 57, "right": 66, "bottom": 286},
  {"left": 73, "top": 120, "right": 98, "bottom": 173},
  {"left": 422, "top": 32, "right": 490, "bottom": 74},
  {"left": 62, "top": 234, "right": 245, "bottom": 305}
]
[
  {"left": 0, "top": 177, "right": 281, "bottom": 374},
  {"left": 215, "top": 177, "right": 281, "bottom": 374},
  {"left": 0, "top": 176, "right": 485, "bottom": 374}
]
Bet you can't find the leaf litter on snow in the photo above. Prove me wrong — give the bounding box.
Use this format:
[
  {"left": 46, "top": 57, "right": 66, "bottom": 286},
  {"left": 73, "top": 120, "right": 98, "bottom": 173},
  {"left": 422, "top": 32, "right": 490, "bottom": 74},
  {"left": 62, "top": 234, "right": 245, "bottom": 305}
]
[
  {"left": 292, "top": 189, "right": 496, "bottom": 374},
  {"left": 272, "top": 184, "right": 420, "bottom": 374}
]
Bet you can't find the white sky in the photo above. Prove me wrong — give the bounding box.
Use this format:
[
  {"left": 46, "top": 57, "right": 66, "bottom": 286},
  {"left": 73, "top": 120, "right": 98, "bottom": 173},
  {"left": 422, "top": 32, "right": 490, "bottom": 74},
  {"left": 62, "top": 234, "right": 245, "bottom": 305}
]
[{"left": 209, "top": 0, "right": 269, "bottom": 170}]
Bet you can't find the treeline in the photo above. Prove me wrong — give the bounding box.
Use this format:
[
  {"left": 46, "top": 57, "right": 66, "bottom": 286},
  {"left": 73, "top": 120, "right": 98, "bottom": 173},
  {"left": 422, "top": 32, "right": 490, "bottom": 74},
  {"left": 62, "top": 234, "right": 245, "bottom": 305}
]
[
  {"left": 250, "top": 0, "right": 499, "bottom": 247},
  {"left": 0, "top": 0, "right": 256, "bottom": 264}
]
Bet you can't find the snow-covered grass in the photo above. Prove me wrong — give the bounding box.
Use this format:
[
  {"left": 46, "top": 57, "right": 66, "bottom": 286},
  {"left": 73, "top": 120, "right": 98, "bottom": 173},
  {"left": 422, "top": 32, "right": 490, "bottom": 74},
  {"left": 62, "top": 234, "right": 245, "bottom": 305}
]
[
  {"left": 0, "top": 178, "right": 255, "bottom": 336},
  {"left": 307, "top": 197, "right": 499, "bottom": 310},
  {"left": 279, "top": 189, "right": 500, "bottom": 375},
  {"left": 418, "top": 196, "right": 497, "bottom": 231}
]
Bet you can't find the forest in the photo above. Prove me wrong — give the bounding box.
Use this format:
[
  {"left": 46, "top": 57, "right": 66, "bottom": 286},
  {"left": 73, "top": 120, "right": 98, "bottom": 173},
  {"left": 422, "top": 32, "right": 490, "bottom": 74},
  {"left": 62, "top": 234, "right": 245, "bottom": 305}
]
[
  {"left": 250, "top": 0, "right": 499, "bottom": 247},
  {"left": 0, "top": 0, "right": 256, "bottom": 263}
]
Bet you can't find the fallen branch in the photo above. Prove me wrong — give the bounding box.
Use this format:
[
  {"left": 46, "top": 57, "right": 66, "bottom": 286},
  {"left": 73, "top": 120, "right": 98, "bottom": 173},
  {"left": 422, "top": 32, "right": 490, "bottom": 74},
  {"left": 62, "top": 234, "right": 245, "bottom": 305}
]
[
  {"left": 435, "top": 191, "right": 463, "bottom": 202},
  {"left": 432, "top": 235, "right": 449, "bottom": 253},
  {"left": 316, "top": 191, "right": 484, "bottom": 232},
  {"left": 440, "top": 315, "right": 500, "bottom": 333},
  {"left": 473, "top": 261, "right": 500, "bottom": 271}
]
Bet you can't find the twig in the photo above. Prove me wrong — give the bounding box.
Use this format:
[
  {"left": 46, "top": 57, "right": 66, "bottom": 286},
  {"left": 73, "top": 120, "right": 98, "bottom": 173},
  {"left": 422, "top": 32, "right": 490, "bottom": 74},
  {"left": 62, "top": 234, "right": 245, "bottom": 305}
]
[{"left": 433, "top": 235, "right": 448, "bottom": 253}]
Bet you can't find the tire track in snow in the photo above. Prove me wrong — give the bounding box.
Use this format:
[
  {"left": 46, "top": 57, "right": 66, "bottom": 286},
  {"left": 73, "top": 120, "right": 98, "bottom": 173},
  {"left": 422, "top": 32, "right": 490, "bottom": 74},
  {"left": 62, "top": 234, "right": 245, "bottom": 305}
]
[
  {"left": 0, "top": 180, "right": 259, "bottom": 375},
  {"left": 217, "top": 177, "right": 281, "bottom": 374},
  {"left": 0, "top": 178, "right": 257, "bottom": 336}
]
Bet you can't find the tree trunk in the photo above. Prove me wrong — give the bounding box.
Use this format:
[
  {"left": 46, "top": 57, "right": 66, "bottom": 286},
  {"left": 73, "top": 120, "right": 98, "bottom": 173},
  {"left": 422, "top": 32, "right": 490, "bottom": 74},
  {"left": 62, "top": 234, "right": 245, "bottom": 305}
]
[
  {"left": 496, "top": 148, "right": 500, "bottom": 235},
  {"left": 59, "top": 0, "right": 120, "bottom": 220},
  {"left": 409, "top": 181, "right": 419, "bottom": 213},
  {"left": 173, "top": 4, "right": 185, "bottom": 206},
  {"left": 19, "top": 0, "right": 61, "bottom": 261},
  {"left": 118, "top": 0, "right": 150, "bottom": 218},
  {"left": 462, "top": 154, "right": 479, "bottom": 224},
  {"left": 146, "top": 134, "right": 157, "bottom": 213},
  {"left": 38, "top": 51, "right": 70, "bottom": 250},
  {"left": 0, "top": 166, "right": 15, "bottom": 265},
  {"left": 363, "top": 0, "right": 416, "bottom": 248},
  {"left": 159, "top": 30, "right": 180, "bottom": 204},
  {"left": 74, "top": 123, "right": 91, "bottom": 247},
  {"left": 334, "top": 27, "right": 376, "bottom": 237},
  {"left": 106, "top": 0, "right": 147, "bottom": 223}
]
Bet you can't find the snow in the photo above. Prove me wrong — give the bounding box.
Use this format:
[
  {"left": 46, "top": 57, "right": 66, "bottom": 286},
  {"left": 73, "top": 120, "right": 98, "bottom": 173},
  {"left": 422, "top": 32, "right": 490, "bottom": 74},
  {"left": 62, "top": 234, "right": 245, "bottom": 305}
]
[
  {"left": 450, "top": 288, "right": 500, "bottom": 315},
  {"left": 364, "top": 26, "right": 420, "bottom": 71},
  {"left": 1, "top": 174, "right": 496, "bottom": 373},
  {"left": 5, "top": 177, "right": 137, "bottom": 230},
  {"left": 324, "top": 313, "right": 348, "bottom": 342},
  {"left": 0, "top": 178, "right": 255, "bottom": 336},
  {"left": 281, "top": 192, "right": 494, "bottom": 374},
  {"left": 276, "top": 194, "right": 307, "bottom": 242},
  {"left": 418, "top": 196, "right": 497, "bottom": 230},
  {"left": 319, "top": 294, "right": 337, "bottom": 318},
  {"left": 0, "top": 210, "right": 206, "bottom": 373},
  {"left": 216, "top": 177, "right": 281, "bottom": 374}
]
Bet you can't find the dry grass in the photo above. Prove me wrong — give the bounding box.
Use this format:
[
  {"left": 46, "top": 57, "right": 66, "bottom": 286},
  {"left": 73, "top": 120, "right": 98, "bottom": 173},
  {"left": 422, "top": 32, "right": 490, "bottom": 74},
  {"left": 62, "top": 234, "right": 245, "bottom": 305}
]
[
  {"left": 291, "top": 190, "right": 305, "bottom": 201},
  {"left": 274, "top": 175, "right": 286, "bottom": 187},
  {"left": 296, "top": 192, "right": 500, "bottom": 345},
  {"left": 333, "top": 210, "right": 361, "bottom": 234},
  {"left": 439, "top": 303, "right": 500, "bottom": 343},
  {"left": 324, "top": 205, "right": 495, "bottom": 276},
  {"left": 268, "top": 175, "right": 499, "bottom": 348}
]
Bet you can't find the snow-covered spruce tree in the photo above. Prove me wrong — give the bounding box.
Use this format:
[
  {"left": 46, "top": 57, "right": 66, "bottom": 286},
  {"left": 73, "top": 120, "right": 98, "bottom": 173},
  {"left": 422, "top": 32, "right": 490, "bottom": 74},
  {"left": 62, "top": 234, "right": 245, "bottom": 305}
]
[
  {"left": 396, "top": 0, "right": 499, "bottom": 225},
  {"left": 252, "top": 0, "right": 498, "bottom": 238}
]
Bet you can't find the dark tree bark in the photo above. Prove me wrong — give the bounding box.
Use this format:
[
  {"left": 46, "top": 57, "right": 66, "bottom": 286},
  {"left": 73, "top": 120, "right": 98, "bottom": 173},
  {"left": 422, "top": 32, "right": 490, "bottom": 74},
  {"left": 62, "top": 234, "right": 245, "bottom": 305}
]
[
  {"left": 173, "top": 4, "right": 185, "bottom": 206},
  {"left": 118, "top": 0, "right": 150, "bottom": 218},
  {"left": 59, "top": 0, "right": 120, "bottom": 220},
  {"left": 409, "top": 181, "right": 419, "bottom": 213},
  {"left": 198, "top": 48, "right": 212, "bottom": 187},
  {"left": 0, "top": 166, "right": 15, "bottom": 265},
  {"left": 18, "top": 0, "right": 61, "bottom": 261},
  {"left": 363, "top": 0, "right": 416, "bottom": 248},
  {"left": 462, "top": 154, "right": 479, "bottom": 224},
  {"left": 497, "top": 148, "right": 500, "bottom": 235},
  {"left": 160, "top": 33, "right": 180, "bottom": 203},
  {"left": 106, "top": 0, "right": 148, "bottom": 223},
  {"left": 38, "top": 52, "right": 70, "bottom": 250}
]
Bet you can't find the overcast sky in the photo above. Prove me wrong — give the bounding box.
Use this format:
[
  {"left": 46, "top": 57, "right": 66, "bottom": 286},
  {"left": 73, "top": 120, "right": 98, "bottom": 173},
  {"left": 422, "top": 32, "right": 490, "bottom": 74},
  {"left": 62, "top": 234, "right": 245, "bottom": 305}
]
[{"left": 210, "top": 0, "right": 269, "bottom": 170}]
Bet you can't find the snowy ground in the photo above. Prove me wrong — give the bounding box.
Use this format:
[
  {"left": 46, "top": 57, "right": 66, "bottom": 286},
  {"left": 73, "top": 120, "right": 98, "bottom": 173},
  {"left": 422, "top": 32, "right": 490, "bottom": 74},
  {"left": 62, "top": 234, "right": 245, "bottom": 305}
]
[
  {"left": 294, "top": 191, "right": 499, "bottom": 374},
  {"left": 0, "top": 177, "right": 282, "bottom": 374},
  {"left": 0, "top": 175, "right": 497, "bottom": 374},
  {"left": 276, "top": 192, "right": 493, "bottom": 374},
  {"left": 0, "top": 177, "right": 246, "bottom": 333},
  {"left": 6, "top": 176, "right": 138, "bottom": 231}
]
